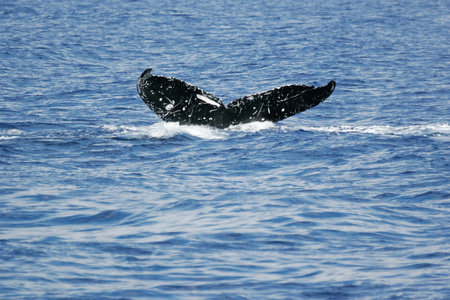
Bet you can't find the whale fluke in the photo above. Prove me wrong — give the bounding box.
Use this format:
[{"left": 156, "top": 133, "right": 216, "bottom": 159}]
[{"left": 137, "top": 68, "right": 335, "bottom": 129}]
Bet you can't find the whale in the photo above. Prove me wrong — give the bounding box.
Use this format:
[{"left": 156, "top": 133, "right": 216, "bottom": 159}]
[{"left": 137, "top": 68, "right": 335, "bottom": 129}]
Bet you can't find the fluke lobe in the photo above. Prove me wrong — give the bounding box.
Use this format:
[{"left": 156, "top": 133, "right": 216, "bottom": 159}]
[{"left": 137, "top": 68, "right": 335, "bottom": 129}]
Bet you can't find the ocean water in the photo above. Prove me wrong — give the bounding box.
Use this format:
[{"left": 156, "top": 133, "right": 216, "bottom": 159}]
[{"left": 1, "top": 0, "right": 449, "bottom": 299}]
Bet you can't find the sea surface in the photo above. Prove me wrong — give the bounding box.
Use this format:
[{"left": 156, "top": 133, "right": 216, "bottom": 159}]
[{"left": 1, "top": 0, "right": 449, "bottom": 299}]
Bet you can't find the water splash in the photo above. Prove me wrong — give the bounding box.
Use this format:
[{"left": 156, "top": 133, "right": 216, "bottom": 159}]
[{"left": 102, "top": 122, "right": 228, "bottom": 140}]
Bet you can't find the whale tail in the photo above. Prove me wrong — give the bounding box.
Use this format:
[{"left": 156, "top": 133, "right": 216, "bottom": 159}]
[{"left": 137, "top": 68, "right": 335, "bottom": 128}]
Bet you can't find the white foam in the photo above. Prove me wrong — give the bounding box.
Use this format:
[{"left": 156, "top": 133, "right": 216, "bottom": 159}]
[
  {"left": 102, "top": 122, "right": 449, "bottom": 141},
  {"left": 227, "top": 121, "right": 276, "bottom": 132},
  {"left": 290, "top": 123, "right": 450, "bottom": 137},
  {"left": 102, "top": 123, "right": 228, "bottom": 140}
]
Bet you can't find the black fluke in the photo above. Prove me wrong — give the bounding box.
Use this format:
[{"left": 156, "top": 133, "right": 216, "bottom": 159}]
[{"left": 137, "top": 68, "right": 335, "bottom": 129}]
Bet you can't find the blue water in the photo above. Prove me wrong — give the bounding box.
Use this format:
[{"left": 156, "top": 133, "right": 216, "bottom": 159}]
[{"left": 1, "top": 0, "right": 449, "bottom": 299}]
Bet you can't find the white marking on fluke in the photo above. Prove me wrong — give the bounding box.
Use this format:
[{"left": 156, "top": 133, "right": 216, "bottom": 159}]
[{"left": 196, "top": 94, "right": 220, "bottom": 107}]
